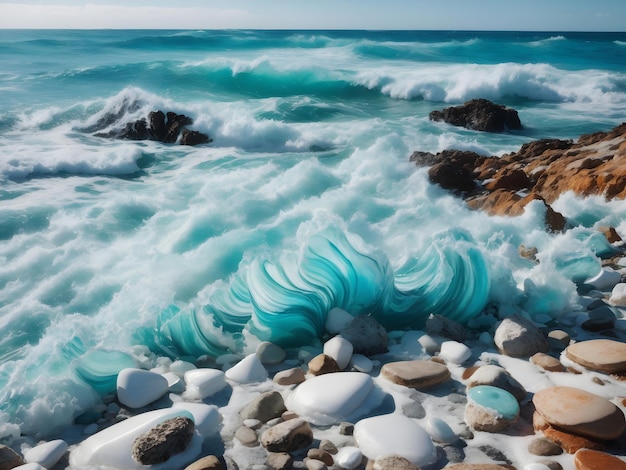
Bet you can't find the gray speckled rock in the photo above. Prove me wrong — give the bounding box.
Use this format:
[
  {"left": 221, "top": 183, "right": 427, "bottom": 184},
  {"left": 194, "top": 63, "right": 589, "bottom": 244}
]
[
  {"left": 339, "top": 315, "right": 388, "bottom": 355},
  {"left": 494, "top": 315, "right": 548, "bottom": 357},
  {"left": 131, "top": 416, "right": 194, "bottom": 465},
  {"left": 260, "top": 418, "right": 313, "bottom": 453}
]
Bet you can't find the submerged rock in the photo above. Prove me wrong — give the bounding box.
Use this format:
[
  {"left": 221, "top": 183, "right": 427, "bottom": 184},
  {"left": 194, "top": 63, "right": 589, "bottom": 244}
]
[{"left": 429, "top": 98, "right": 522, "bottom": 132}]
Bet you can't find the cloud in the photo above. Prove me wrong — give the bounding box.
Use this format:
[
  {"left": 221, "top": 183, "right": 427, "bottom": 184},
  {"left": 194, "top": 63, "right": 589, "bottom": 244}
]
[{"left": 0, "top": 3, "right": 254, "bottom": 29}]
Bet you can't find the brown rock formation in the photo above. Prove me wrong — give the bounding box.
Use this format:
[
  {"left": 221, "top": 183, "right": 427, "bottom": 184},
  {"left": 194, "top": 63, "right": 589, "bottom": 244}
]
[{"left": 412, "top": 122, "right": 626, "bottom": 232}]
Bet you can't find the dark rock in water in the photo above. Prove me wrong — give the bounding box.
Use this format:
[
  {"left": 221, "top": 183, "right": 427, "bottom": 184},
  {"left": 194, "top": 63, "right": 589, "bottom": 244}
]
[
  {"left": 131, "top": 416, "right": 195, "bottom": 465},
  {"left": 428, "top": 161, "right": 475, "bottom": 193},
  {"left": 181, "top": 129, "right": 212, "bottom": 146},
  {"left": 429, "top": 98, "right": 522, "bottom": 132},
  {"left": 93, "top": 109, "right": 210, "bottom": 146}
]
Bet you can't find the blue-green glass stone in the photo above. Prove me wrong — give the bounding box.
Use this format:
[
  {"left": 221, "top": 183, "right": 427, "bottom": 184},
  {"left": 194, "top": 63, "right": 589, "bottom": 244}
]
[{"left": 467, "top": 385, "right": 519, "bottom": 420}]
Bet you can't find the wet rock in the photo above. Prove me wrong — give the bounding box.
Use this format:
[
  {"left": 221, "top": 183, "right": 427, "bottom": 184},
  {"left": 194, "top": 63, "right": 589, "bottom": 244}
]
[
  {"left": 528, "top": 437, "right": 563, "bottom": 456},
  {"left": 307, "top": 448, "right": 333, "bottom": 466},
  {"left": 429, "top": 98, "right": 522, "bottom": 132},
  {"left": 240, "top": 391, "right": 286, "bottom": 423},
  {"left": 494, "top": 315, "right": 549, "bottom": 357},
  {"left": 307, "top": 354, "right": 341, "bottom": 375},
  {"left": 234, "top": 426, "right": 258, "bottom": 447},
  {"left": 426, "top": 314, "right": 468, "bottom": 342},
  {"left": 273, "top": 367, "right": 306, "bottom": 385},
  {"left": 184, "top": 455, "right": 223, "bottom": 470},
  {"left": 267, "top": 452, "right": 292, "bottom": 470},
  {"left": 381, "top": 359, "right": 450, "bottom": 389},
  {"left": 340, "top": 315, "right": 388, "bottom": 355},
  {"left": 180, "top": 129, "right": 211, "bottom": 146},
  {"left": 131, "top": 416, "right": 194, "bottom": 465},
  {"left": 260, "top": 418, "right": 313, "bottom": 453},
  {"left": 530, "top": 353, "right": 566, "bottom": 372}
]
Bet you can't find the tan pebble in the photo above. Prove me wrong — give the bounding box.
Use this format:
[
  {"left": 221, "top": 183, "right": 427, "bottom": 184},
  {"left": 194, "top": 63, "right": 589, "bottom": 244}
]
[
  {"left": 267, "top": 452, "right": 292, "bottom": 470},
  {"left": 381, "top": 359, "right": 450, "bottom": 389},
  {"left": 530, "top": 352, "right": 566, "bottom": 372},
  {"left": 566, "top": 338, "right": 626, "bottom": 374},
  {"left": 548, "top": 329, "right": 571, "bottom": 347},
  {"left": 273, "top": 367, "right": 306, "bottom": 385},
  {"left": 462, "top": 365, "right": 480, "bottom": 380},
  {"left": 443, "top": 464, "right": 517, "bottom": 469},
  {"left": 184, "top": 455, "right": 223, "bottom": 470},
  {"left": 533, "top": 386, "right": 626, "bottom": 440},
  {"left": 281, "top": 410, "right": 298, "bottom": 421},
  {"left": 307, "top": 354, "right": 340, "bottom": 376},
  {"left": 574, "top": 448, "right": 626, "bottom": 469},
  {"left": 307, "top": 448, "right": 333, "bottom": 466}
]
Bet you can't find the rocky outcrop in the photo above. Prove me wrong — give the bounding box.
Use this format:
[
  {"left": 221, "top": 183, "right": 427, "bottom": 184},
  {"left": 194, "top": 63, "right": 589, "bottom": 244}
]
[
  {"left": 429, "top": 99, "right": 522, "bottom": 132},
  {"left": 93, "top": 110, "right": 212, "bottom": 146},
  {"left": 412, "top": 122, "right": 626, "bottom": 232}
]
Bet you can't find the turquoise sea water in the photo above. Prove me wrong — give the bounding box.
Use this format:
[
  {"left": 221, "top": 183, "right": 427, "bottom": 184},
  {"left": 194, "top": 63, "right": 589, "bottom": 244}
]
[{"left": 1, "top": 29, "right": 625, "bottom": 439}]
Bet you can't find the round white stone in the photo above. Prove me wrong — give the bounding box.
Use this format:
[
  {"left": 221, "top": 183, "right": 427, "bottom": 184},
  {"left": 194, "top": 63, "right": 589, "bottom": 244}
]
[
  {"left": 323, "top": 336, "right": 353, "bottom": 369},
  {"left": 171, "top": 402, "right": 222, "bottom": 436},
  {"left": 286, "top": 372, "right": 378, "bottom": 426},
  {"left": 334, "top": 446, "right": 362, "bottom": 470},
  {"left": 184, "top": 368, "right": 227, "bottom": 399},
  {"left": 325, "top": 307, "right": 354, "bottom": 334},
  {"left": 24, "top": 439, "right": 68, "bottom": 469},
  {"left": 116, "top": 368, "right": 169, "bottom": 409},
  {"left": 438, "top": 341, "right": 472, "bottom": 364},
  {"left": 354, "top": 414, "right": 437, "bottom": 467},
  {"left": 225, "top": 353, "right": 268, "bottom": 384},
  {"left": 13, "top": 464, "right": 46, "bottom": 470},
  {"left": 424, "top": 416, "right": 456, "bottom": 444},
  {"left": 350, "top": 354, "right": 373, "bottom": 373}
]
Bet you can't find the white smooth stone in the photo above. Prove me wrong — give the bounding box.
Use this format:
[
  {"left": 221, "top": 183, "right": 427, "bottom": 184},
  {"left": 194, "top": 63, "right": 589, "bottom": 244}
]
[
  {"left": 424, "top": 416, "right": 456, "bottom": 444},
  {"left": 438, "top": 341, "right": 471, "bottom": 364},
  {"left": 350, "top": 354, "right": 373, "bottom": 373},
  {"left": 417, "top": 333, "right": 443, "bottom": 355},
  {"left": 162, "top": 371, "right": 185, "bottom": 393},
  {"left": 171, "top": 402, "right": 222, "bottom": 436},
  {"left": 585, "top": 267, "right": 621, "bottom": 291},
  {"left": 610, "top": 283, "right": 626, "bottom": 306},
  {"left": 354, "top": 414, "right": 437, "bottom": 467},
  {"left": 325, "top": 307, "right": 354, "bottom": 334},
  {"left": 323, "top": 336, "right": 353, "bottom": 369},
  {"left": 333, "top": 446, "right": 362, "bottom": 470},
  {"left": 286, "top": 372, "right": 377, "bottom": 426},
  {"left": 225, "top": 353, "right": 268, "bottom": 384},
  {"left": 69, "top": 408, "right": 201, "bottom": 470},
  {"left": 116, "top": 368, "right": 168, "bottom": 409},
  {"left": 184, "top": 368, "right": 227, "bottom": 399},
  {"left": 24, "top": 439, "right": 68, "bottom": 468}
]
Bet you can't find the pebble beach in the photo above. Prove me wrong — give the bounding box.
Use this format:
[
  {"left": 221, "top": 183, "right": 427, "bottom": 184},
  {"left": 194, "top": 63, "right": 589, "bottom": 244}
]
[{"left": 4, "top": 253, "right": 626, "bottom": 469}]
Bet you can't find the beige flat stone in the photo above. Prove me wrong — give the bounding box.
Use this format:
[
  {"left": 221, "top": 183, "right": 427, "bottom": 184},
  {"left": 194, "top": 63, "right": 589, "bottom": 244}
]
[
  {"left": 565, "top": 339, "right": 626, "bottom": 373},
  {"left": 533, "top": 386, "right": 626, "bottom": 440},
  {"left": 381, "top": 360, "right": 450, "bottom": 389}
]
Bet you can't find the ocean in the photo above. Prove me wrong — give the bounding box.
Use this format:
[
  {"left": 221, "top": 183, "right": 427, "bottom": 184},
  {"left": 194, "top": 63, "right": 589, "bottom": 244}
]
[{"left": 1, "top": 29, "right": 625, "bottom": 441}]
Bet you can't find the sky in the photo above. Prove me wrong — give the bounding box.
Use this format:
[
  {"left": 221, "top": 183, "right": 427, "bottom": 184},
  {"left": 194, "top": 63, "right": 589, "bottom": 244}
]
[{"left": 0, "top": 0, "right": 625, "bottom": 31}]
